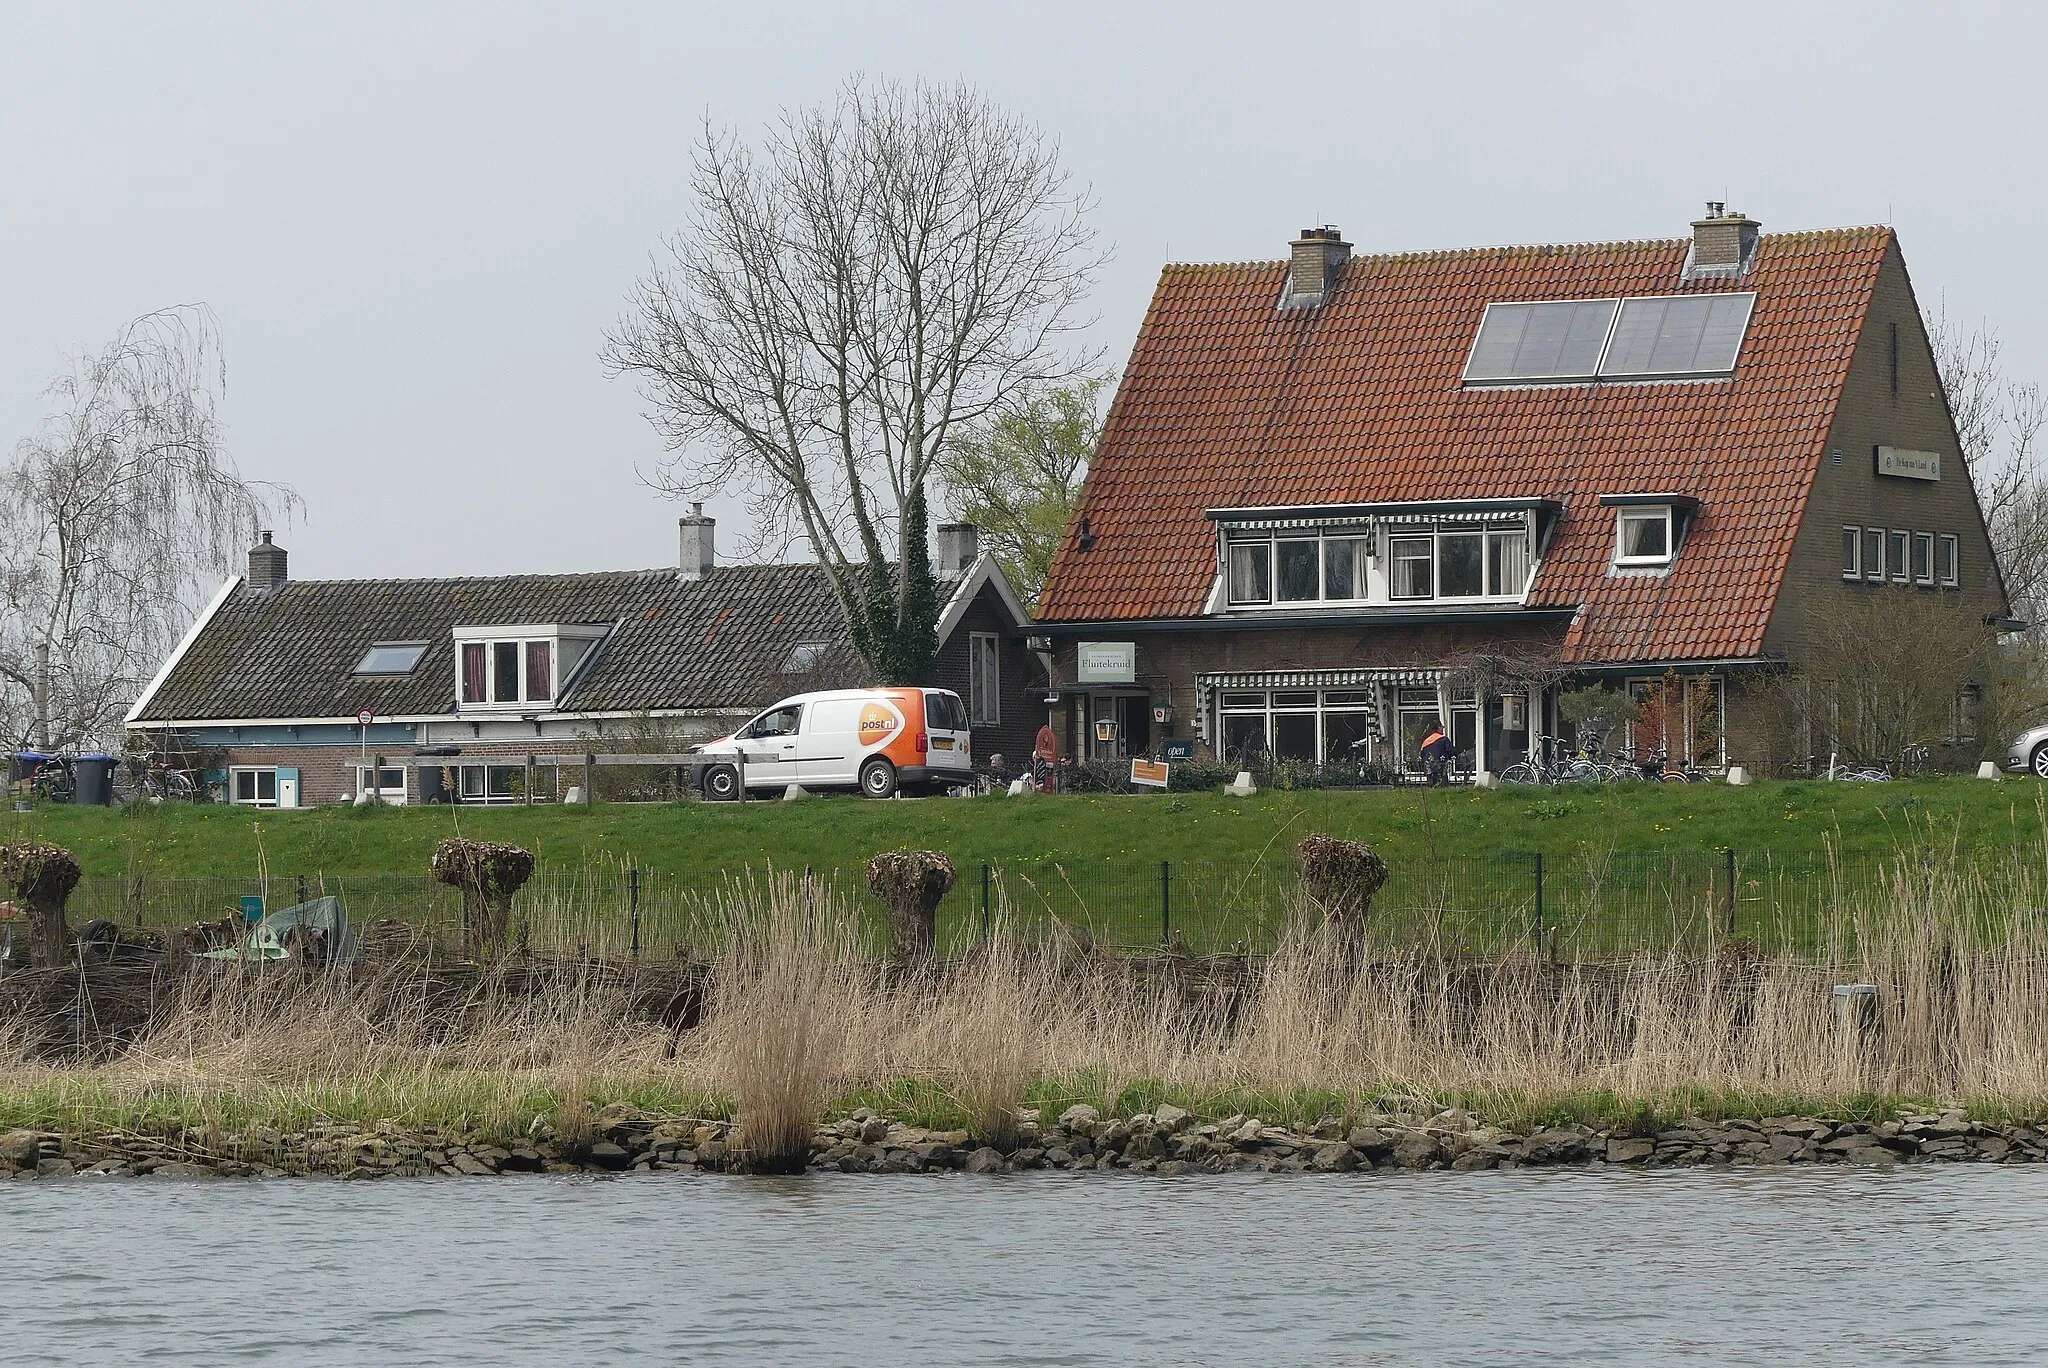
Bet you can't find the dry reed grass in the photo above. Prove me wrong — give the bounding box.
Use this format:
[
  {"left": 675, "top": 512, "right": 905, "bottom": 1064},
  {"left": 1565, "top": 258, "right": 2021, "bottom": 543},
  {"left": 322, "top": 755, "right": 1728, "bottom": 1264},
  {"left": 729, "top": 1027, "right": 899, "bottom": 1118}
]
[{"left": 4, "top": 847, "right": 2048, "bottom": 1143}]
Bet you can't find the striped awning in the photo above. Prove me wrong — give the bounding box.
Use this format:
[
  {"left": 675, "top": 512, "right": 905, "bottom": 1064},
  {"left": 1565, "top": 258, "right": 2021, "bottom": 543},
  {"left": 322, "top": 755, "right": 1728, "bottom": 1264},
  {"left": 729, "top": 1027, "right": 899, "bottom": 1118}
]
[
  {"left": 1198, "top": 668, "right": 1443, "bottom": 691},
  {"left": 1222, "top": 510, "right": 1524, "bottom": 534}
]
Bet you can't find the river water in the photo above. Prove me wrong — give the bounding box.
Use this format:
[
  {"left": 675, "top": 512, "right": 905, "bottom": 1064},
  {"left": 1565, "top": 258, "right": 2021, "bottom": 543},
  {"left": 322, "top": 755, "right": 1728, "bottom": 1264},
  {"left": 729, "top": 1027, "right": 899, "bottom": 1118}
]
[{"left": 7, "top": 1167, "right": 2046, "bottom": 1365}]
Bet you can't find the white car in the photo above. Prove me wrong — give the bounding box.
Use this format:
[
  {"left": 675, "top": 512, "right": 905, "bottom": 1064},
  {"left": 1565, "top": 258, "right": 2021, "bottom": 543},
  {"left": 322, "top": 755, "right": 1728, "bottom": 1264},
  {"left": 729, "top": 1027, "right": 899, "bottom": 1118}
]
[
  {"left": 2008, "top": 723, "right": 2048, "bottom": 779},
  {"left": 689, "top": 686, "right": 974, "bottom": 799}
]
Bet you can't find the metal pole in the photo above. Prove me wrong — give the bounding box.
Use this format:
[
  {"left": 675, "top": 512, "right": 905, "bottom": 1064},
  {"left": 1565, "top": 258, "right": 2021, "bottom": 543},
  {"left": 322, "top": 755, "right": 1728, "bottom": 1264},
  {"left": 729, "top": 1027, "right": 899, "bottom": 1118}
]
[
  {"left": 629, "top": 867, "right": 641, "bottom": 962},
  {"left": 1533, "top": 852, "right": 1545, "bottom": 954},
  {"left": 1724, "top": 848, "right": 1737, "bottom": 938},
  {"left": 1161, "top": 860, "right": 1171, "bottom": 946},
  {"left": 296, "top": 874, "right": 307, "bottom": 908},
  {"left": 981, "top": 863, "right": 991, "bottom": 942}
]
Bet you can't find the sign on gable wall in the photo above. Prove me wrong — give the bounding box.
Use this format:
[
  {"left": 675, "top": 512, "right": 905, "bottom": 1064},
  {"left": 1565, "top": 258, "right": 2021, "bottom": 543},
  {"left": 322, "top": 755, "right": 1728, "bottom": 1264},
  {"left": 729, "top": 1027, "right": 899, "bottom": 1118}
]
[{"left": 1875, "top": 446, "right": 1941, "bottom": 481}]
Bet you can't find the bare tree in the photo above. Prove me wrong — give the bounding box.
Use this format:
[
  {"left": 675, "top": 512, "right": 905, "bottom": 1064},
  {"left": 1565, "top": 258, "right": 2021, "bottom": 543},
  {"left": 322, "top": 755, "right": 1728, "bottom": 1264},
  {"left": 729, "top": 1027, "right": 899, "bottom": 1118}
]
[
  {"left": 1928, "top": 302, "right": 2048, "bottom": 636},
  {"left": 0, "top": 307, "right": 296, "bottom": 750},
  {"left": 604, "top": 77, "right": 1102, "bottom": 681}
]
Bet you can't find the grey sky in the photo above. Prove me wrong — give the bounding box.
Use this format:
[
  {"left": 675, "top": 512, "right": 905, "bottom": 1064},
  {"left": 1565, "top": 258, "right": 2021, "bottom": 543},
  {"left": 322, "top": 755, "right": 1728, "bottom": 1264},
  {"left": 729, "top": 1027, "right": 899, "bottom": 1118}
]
[{"left": 5, "top": 1, "right": 2040, "bottom": 582}]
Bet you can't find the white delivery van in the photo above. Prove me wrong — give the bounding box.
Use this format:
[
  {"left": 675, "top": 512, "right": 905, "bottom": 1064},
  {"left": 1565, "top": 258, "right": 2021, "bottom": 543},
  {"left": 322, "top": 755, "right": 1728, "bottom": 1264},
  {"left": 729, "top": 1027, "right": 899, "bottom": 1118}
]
[{"left": 689, "top": 687, "right": 973, "bottom": 799}]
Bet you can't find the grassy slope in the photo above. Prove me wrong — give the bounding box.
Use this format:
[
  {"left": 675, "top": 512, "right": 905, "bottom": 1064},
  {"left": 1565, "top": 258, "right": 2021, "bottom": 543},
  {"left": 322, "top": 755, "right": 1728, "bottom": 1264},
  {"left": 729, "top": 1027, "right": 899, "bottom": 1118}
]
[{"left": 7, "top": 776, "right": 2042, "bottom": 879}]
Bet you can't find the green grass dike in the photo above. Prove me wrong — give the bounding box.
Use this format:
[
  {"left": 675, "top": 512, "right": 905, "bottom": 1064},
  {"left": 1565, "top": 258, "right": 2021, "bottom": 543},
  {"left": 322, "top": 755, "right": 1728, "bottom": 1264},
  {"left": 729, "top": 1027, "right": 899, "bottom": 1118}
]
[{"left": 5, "top": 775, "right": 2042, "bottom": 878}]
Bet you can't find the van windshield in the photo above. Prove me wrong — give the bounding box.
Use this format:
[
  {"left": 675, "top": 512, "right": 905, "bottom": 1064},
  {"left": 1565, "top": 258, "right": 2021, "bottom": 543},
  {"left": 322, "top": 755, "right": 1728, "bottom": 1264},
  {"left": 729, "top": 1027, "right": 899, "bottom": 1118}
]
[{"left": 924, "top": 691, "right": 968, "bottom": 732}]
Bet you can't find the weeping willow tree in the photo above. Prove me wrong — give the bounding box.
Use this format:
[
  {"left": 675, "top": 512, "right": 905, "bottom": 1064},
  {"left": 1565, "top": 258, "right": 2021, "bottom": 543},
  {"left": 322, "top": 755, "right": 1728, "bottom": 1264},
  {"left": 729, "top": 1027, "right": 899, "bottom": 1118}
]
[
  {"left": 0, "top": 307, "right": 297, "bottom": 749},
  {"left": 604, "top": 77, "right": 1101, "bottom": 683}
]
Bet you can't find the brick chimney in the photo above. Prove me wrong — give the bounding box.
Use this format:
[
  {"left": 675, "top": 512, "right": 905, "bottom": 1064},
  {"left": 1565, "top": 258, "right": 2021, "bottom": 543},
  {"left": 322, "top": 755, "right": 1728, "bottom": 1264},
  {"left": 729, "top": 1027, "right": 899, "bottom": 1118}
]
[
  {"left": 936, "top": 522, "right": 980, "bottom": 580},
  {"left": 1283, "top": 226, "right": 1351, "bottom": 309},
  {"left": 245, "top": 531, "right": 287, "bottom": 595},
  {"left": 678, "top": 503, "right": 714, "bottom": 582},
  {"left": 1686, "top": 202, "right": 1760, "bottom": 280}
]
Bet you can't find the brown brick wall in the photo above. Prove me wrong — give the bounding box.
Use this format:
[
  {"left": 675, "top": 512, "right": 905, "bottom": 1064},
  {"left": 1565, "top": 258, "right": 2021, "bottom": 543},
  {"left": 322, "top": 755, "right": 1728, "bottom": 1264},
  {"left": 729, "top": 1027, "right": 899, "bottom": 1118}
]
[
  {"left": 1765, "top": 242, "right": 2008, "bottom": 664},
  {"left": 213, "top": 742, "right": 601, "bottom": 807}
]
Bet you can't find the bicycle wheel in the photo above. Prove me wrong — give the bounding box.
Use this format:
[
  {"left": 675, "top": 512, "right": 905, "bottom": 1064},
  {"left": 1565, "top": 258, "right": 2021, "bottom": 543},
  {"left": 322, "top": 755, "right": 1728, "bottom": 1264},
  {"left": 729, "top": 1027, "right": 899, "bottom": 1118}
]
[{"left": 1498, "top": 762, "right": 1539, "bottom": 785}]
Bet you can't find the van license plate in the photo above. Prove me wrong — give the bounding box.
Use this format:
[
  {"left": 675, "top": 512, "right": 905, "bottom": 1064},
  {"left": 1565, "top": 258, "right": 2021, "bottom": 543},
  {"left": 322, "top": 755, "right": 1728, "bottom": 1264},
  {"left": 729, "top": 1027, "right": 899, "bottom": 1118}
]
[{"left": 931, "top": 737, "right": 953, "bottom": 750}]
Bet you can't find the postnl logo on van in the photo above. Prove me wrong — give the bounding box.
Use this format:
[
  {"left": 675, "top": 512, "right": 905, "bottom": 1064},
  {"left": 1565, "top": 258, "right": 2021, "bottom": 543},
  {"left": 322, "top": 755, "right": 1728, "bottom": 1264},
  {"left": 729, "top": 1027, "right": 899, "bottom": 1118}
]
[{"left": 857, "top": 701, "right": 902, "bottom": 747}]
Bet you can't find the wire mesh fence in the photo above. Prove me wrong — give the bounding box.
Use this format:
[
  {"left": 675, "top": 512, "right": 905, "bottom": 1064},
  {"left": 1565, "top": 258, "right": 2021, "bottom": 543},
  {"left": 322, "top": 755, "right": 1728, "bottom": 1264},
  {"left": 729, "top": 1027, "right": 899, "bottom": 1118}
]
[{"left": 53, "top": 847, "right": 2040, "bottom": 961}]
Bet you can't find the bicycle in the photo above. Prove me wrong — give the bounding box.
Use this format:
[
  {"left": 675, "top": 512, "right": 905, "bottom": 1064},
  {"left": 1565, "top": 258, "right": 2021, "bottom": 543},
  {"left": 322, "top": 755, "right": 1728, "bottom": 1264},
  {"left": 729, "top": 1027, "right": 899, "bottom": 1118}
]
[
  {"left": 29, "top": 758, "right": 75, "bottom": 804},
  {"left": 1818, "top": 753, "right": 1894, "bottom": 782},
  {"left": 120, "top": 755, "right": 199, "bottom": 802}
]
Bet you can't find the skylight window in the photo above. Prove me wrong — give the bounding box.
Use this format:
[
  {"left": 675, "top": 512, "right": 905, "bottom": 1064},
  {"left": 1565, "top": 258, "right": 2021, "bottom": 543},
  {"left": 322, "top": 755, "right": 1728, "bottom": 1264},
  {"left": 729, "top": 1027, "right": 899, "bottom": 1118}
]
[
  {"left": 1599, "top": 294, "right": 1755, "bottom": 378},
  {"left": 781, "top": 641, "right": 832, "bottom": 673},
  {"left": 1462, "top": 292, "right": 1755, "bottom": 386},
  {"left": 1463, "top": 300, "right": 1618, "bottom": 382},
  {"left": 353, "top": 642, "right": 427, "bottom": 675}
]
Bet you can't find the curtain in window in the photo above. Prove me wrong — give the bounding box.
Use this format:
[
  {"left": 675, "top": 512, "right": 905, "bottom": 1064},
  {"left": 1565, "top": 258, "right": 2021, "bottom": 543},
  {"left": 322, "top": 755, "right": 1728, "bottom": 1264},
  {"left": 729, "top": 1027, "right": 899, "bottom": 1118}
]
[
  {"left": 461, "top": 643, "right": 486, "bottom": 703},
  {"left": 526, "top": 641, "right": 552, "bottom": 702}
]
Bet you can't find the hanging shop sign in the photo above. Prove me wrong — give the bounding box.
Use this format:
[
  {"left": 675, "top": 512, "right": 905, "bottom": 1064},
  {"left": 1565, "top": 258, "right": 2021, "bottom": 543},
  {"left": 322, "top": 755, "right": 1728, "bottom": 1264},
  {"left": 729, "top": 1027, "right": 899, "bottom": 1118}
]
[{"left": 1076, "top": 641, "right": 1136, "bottom": 684}]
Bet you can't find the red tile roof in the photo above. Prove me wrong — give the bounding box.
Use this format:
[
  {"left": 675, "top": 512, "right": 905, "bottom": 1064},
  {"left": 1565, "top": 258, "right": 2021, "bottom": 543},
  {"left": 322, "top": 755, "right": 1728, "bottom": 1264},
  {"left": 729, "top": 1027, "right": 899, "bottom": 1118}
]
[{"left": 1038, "top": 228, "right": 1893, "bottom": 664}]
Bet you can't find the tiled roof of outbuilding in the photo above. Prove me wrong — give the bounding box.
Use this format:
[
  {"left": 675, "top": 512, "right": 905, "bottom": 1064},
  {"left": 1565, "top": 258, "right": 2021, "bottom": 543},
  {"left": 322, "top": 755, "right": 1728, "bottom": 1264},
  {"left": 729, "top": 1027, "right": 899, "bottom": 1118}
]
[
  {"left": 1037, "top": 227, "right": 1894, "bottom": 664},
  {"left": 132, "top": 564, "right": 852, "bottom": 722}
]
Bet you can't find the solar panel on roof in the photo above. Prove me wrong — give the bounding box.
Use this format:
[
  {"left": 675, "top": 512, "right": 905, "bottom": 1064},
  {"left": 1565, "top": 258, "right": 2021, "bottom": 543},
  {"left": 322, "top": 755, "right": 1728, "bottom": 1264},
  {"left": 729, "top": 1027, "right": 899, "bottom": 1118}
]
[
  {"left": 1598, "top": 293, "right": 1754, "bottom": 378},
  {"left": 1462, "top": 299, "right": 1618, "bottom": 382}
]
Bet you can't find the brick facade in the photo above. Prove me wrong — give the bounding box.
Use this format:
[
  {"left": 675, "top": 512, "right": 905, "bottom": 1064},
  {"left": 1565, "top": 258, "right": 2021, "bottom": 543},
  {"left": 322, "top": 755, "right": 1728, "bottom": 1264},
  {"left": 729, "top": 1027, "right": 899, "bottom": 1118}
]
[{"left": 932, "top": 580, "right": 1049, "bottom": 769}]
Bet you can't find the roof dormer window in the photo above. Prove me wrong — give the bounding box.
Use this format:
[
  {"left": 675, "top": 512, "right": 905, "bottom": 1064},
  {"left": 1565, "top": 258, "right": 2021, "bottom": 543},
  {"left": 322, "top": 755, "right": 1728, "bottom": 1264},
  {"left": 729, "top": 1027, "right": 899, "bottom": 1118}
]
[
  {"left": 1602, "top": 494, "right": 1697, "bottom": 569},
  {"left": 1616, "top": 508, "right": 1671, "bottom": 564},
  {"left": 454, "top": 623, "right": 606, "bottom": 711}
]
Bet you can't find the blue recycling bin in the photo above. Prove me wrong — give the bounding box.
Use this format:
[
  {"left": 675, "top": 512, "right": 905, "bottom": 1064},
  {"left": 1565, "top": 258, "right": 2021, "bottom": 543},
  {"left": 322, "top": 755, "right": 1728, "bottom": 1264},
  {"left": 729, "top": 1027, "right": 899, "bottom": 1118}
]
[{"left": 8, "top": 752, "right": 52, "bottom": 786}]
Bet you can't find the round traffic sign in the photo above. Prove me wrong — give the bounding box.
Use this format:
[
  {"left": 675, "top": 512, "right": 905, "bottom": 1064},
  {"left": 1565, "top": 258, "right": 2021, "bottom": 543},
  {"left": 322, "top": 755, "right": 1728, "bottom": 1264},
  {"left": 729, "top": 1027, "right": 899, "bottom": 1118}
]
[{"left": 357, "top": 709, "right": 376, "bottom": 727}]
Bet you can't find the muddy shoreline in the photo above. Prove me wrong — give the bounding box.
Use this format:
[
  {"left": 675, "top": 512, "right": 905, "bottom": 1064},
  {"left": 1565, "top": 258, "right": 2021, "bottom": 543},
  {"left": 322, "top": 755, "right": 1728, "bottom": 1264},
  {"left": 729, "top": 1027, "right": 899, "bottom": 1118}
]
[{"left": 5, "top": 1102, "right": 2039, "bottom": 1180}]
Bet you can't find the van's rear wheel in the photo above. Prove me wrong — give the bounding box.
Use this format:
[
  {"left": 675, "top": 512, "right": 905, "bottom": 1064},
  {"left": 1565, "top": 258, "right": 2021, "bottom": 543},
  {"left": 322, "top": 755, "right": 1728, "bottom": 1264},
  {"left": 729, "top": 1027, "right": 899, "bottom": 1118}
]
[
  {"left": 703, "top": 764, "right": 741, "bottom": 801},
  {"left": 859, "top": 757, "right": 898, "bottom": 799}
]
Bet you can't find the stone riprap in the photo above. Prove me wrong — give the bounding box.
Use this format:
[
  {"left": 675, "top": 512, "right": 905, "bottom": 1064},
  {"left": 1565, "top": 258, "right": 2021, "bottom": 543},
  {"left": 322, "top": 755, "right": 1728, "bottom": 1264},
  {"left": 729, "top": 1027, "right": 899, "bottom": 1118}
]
[{"left": 0, "top": 1104, "right": 2038, "bottom": 1180}]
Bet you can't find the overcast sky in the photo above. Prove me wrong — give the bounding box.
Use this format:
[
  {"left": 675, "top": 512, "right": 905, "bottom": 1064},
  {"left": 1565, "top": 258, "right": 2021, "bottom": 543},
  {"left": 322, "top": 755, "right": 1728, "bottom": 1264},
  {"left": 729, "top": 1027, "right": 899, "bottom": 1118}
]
[{"left": 4, "top": 1, "right": 2041, "bottom": 582}]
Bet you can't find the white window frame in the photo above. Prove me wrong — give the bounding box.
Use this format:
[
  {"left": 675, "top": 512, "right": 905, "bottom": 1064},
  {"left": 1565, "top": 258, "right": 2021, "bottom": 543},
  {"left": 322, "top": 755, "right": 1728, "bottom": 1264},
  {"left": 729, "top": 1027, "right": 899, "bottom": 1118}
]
[
  {"left": 1217, "top": 688, "right": 1385, "bottom": 767},
  {"left": 1220, "top": 518, "right": 1535, "bottom": 610},
  {"left": 1388, "top": 534, "right": 1435, "bottom": 601},
  {"left": 1912, "top": 531, "right": 1936, "bottom": 586},
  {"left": 230, "top": 766, "right": 278, "bottom": 808},
  {"left": 1938, "top": 534, "right": 1960, "bottom": 587},
  {"left": 1863, "top": 527, "right": 1886, "bottom": 583},
  {"left": 1225, "top": 542, "right": 1272, "bottom": 606},
  {"left": 1615, "top": 507, "right": 1675, "bottom": 567},
  {"left": 1841, "top": 526, "right": 1861, "bottom": 580},
  {"left": 1889, "top": 530, "right": 1912, "bottom": 585},
  {"left": 354, "top": 764, "right": 408, "bottom": 805},
  {"left": 456, "top": 763, "right": 525, "bottom": 804},
  {"left": 968, "top": 633, "right": 1001, "bottom": 728},
  {"left": 452, "top": 624, "right": 604, "bottom": 713}
]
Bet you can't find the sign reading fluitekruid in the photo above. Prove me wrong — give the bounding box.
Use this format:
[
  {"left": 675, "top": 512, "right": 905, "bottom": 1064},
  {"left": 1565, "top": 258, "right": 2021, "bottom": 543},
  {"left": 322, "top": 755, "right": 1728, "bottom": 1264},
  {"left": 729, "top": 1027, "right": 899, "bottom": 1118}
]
[
  {"left": 1875, "top": 446, "right": 1941, "bottom": 481},
  {"left": 1076, "top": 641, "right": 1136, "bottom": 683}
]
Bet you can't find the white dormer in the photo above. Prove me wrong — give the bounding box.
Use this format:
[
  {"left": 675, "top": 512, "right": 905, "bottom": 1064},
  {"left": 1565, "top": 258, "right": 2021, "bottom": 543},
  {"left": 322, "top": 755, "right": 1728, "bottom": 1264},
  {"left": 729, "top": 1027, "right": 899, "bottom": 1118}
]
[
  {"left": 1205, "top": 498, "right": 1554, "bottom": 613},
  {"left": 452, "top": 623, "right": 609, "bottom": 712}
]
